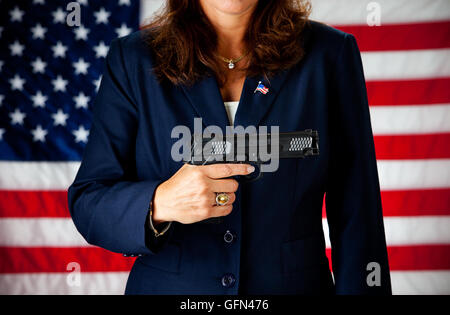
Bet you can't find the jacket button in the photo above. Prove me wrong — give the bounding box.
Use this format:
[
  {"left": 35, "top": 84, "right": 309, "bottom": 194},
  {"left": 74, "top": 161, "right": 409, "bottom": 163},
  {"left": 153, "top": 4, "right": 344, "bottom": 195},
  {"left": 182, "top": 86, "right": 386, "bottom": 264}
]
[
  {"left": 223, "top": 230, "right": 236, "bottom": 244},
  {"left": 221, "top": 273, "right": 236, "bottom": 288}
]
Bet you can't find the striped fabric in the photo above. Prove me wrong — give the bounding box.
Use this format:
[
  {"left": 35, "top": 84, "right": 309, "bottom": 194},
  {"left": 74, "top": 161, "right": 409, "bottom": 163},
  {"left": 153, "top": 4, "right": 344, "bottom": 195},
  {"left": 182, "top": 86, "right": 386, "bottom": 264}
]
[
  {"left": 0, "top": 0, "right": 448, "bottom": 294},
  {"left": 312, "top": 0, "right": 450, "bottom": 294}
]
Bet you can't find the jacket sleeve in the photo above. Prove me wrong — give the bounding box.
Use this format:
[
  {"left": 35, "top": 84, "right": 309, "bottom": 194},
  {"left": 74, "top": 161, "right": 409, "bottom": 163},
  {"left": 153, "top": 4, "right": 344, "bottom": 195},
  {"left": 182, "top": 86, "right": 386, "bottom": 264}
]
[
  {"left": 68, "top": 38, "right": 172, "bottom": 256},
  {"left": 325, "top": 34, "right": 392, "bottom": 295}
]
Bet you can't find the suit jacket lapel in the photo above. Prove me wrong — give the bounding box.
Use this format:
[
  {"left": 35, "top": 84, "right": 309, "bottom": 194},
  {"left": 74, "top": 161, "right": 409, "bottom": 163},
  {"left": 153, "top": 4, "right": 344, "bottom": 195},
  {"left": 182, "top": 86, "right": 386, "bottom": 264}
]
[
  {"left": 234, "top": 70, "right": 290, "bottom": 128},
  {"left": 180, "top": 69, "right": 291, "bottom": 131},
  {"left": 180, "top": 75, "right": 230, "bottom": 131}
]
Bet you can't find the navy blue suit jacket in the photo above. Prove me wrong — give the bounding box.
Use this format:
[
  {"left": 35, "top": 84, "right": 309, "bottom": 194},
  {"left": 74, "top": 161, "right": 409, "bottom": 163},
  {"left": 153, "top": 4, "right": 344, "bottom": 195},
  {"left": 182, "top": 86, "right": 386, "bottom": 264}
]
[{"left": 68, "top": 21, "right": 391, "bottom": 295}]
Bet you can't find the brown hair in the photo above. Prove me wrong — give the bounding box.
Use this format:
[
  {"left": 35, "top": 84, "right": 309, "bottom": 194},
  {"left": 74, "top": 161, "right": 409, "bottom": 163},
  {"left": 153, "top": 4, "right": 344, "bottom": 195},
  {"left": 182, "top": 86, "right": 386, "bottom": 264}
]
[{"left": 143, "top": 0, "right": 311, "bottom": 86}]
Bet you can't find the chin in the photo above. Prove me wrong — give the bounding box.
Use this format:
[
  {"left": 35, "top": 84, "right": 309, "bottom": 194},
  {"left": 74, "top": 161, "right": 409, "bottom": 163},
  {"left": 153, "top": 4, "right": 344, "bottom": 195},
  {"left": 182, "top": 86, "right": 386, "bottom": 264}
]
[{"left": 207, "top": 0, "right": 259, "bottom": 15}]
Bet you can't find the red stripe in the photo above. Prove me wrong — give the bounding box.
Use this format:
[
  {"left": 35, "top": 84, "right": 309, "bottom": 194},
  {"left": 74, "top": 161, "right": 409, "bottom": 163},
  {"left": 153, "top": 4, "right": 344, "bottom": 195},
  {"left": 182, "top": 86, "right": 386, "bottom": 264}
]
[
  {"left": 335, "top": 21, "right": 450, "bottom": 51},
  {"left": 374, "top": 133, "right": 450, "bottom": 160},
  {"left": 387, "top": 245, "right": 450, "bottom": 271},
  {"left": 1, "top": 245, "right": 447, "bottom": 273},
  {"left": 325, "top": 245, "right": 450, "bottom": 271},
  {"left": 0, "top": 190, "right": 70, "bottom": 217},
  {"left": 322, "top": 188, "right": 450, "bottom": 217},
  {"left": 4, "top": 188, "right": 448, "bottom": 220},
  {"left": 381, "top": 189, "right": 450, "bottom": 217},
  {"left": 0, "top": 247, "right": 135, "bottom": 273},
  {"left": 366, "top": 78, "right": 450, "bottom": 106}
]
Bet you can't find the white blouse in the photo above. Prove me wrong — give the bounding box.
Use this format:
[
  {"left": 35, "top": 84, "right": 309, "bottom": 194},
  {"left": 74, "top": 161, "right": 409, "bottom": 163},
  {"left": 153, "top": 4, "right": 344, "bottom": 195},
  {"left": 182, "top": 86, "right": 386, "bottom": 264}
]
[{"left": 224, "top": 101, "right": 239, "bottom": 125}]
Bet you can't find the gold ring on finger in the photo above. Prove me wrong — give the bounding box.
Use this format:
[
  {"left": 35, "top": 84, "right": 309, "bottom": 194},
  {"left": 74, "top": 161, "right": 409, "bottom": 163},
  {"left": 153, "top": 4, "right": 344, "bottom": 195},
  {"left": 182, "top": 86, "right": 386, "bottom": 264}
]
[{"left": 215, "top": 193, "right": 230, "bottom": 206}]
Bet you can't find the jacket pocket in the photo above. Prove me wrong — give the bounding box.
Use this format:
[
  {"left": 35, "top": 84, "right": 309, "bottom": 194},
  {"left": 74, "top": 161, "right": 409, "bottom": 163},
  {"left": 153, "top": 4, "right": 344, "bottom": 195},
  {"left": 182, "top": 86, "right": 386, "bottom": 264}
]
[
  {"left": 281, "top": 234, "right": 323, "bottom": 274},
  {"left": 137, "top": 242, "right": 182, "bottom": 274}
]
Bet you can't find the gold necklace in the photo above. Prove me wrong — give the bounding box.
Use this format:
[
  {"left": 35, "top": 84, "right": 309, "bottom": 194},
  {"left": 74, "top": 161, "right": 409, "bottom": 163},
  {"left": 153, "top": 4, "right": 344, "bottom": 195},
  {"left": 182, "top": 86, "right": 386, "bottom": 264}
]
[{"left": 218, "top": 51, "right": 249, "bottom": 69}]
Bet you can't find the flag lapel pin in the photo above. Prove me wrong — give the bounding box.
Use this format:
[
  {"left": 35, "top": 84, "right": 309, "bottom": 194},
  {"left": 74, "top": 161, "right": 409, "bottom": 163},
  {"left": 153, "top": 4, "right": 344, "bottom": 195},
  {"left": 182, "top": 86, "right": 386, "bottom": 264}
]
[{"left": 254, "top": 81, "right": 269, "bottom": 95}]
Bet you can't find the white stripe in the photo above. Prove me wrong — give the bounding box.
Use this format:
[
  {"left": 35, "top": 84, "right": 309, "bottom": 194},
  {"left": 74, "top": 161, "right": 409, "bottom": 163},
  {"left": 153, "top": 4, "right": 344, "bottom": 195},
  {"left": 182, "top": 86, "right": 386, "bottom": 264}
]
[
  {"left": 370, "top": 104, "right": 450, "bottom": 135},
  {"left": 322, "top": 216, "right": 450, "bottom": 248},
  {"left": 0, "top": 271, "right": 448, "bottom": 295},
  {"left": 0, "top": 272, "right": 129, "bottom": 295},
  {"left": 0, "top": 218, "right": 89, "bottom": 247},
  {"left": 377, "top": 159, "right": 450, "bottom": 190},
  {"left": 140, "top": 0, "right": 450, "bottom": 26},
  {"left": 390, "top": 271, "right": 450, "bottom": 295},
  {"left": 383, "top": 216, "right": 450, "bottom": 246},
  {"left": 140, "top": 0, "right": 164, "bottom": 24},
  {"left": 2, "top": 216, "right": 449, "bottom": 247},
  {"left": 0, "top": 162, "right": 79, "bottom": 190},
  {"left": 362, "top": 49, "right": 450, "bottom": 80},
  {"left": 0, "top": 159, "right": 449, "bottom": 192},
  {"left": 309, "top": 0, "right": 450, "bottom": 25}
]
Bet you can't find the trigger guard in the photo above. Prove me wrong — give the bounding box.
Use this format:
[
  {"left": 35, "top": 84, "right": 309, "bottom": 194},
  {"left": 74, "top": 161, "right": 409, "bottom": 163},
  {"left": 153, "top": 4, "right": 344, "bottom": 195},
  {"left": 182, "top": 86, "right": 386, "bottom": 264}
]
[{"left": 239, "top": 164, "right": 262, "bottom": 182}]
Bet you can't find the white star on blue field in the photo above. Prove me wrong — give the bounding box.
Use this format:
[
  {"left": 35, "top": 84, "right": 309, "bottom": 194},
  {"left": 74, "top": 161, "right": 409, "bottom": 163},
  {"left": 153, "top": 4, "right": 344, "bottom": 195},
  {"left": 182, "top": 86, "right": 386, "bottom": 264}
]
[{"left": 0, "top": 0, "right": 139, "bottom": 161}]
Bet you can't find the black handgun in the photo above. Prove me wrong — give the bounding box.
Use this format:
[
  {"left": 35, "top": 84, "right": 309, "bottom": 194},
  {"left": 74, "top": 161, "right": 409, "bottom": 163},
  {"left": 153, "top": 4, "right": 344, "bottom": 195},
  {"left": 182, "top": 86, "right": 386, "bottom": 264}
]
[
  {"left": 188, "top": 129, "right": 319, "bottom": 181},
  {"left": 187, "top": 129, "right": 319, "bottom": 224}
]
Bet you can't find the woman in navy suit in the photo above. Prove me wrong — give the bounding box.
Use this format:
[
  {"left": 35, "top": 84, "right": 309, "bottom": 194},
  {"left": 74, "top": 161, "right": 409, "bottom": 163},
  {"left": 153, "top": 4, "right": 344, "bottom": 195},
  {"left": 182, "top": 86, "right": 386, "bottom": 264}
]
[{"left": 68, "top": 0, "right": 391, "bottom": 295}]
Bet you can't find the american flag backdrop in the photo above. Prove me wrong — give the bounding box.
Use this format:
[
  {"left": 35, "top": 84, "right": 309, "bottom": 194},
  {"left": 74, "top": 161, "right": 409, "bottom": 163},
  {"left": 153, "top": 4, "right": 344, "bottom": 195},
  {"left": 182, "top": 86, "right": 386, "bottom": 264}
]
[{"left": 0, "top": 0, "right": 449, "bottom": 294}]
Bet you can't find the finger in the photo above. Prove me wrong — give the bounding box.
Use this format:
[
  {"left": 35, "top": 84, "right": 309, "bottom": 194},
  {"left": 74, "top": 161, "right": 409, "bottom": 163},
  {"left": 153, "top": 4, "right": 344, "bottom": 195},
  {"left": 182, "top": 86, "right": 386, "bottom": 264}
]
[
  {"left": 227, "top": 192, "right": 236, "bottom": 205},
  {"left": 201, "top": 163, "right": 255, "bottom": 179},
  {"left": 209, "top": 204, "right": 233, "bottom": 218},
  {"left": 202, "top": 192, "right": 218, "bottom": 207},
  {"left": 208, "top": 178, "right": 239, "bottom": 193}
]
